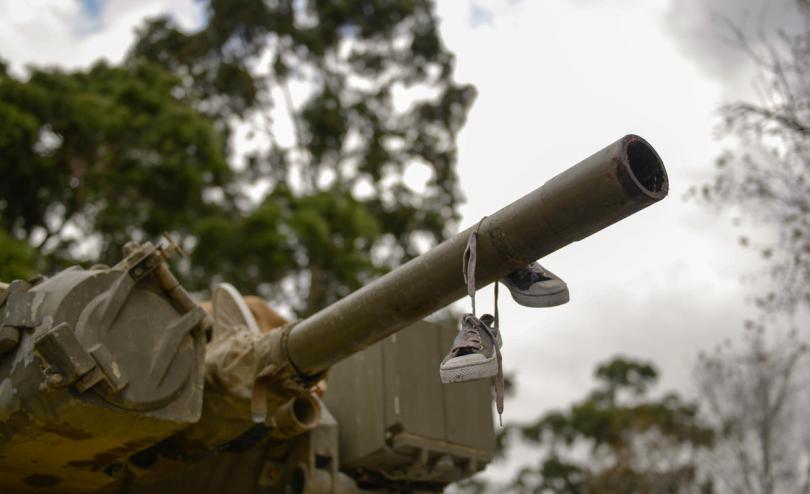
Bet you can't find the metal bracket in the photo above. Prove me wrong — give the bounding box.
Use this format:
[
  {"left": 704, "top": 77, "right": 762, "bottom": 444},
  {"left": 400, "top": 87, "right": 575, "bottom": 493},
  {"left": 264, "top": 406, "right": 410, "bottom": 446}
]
[
  {"left": 34, "top": 322, "right": 96, "bottom": 386},
  {"left": 128, "top": 251, "right": 160, "bottom": 282},
  {"left": 0, "top": 281, "right": 33, "bottom": 358},
  {"left": 0, "top": 279, "right": 28, "bottom": 309},
  {"left": 82, "top": 344, "right": 129, "bottom": 393},
  {"left": 34, "top": 322, "right": 128, "bottom": 394},
  {"left": 3, "top": 291, "right": 37, "bottom": 328}
]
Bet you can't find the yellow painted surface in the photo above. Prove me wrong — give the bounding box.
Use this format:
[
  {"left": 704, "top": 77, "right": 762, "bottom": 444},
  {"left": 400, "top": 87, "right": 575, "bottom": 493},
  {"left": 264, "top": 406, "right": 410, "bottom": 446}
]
[{"left": 0, "top": 397, "right": 185, "bottom": 493}]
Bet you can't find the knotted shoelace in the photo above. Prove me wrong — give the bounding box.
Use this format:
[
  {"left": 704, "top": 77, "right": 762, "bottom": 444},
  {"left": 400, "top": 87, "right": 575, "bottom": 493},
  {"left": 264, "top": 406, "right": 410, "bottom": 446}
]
[
  {"left": 453, "top": 315, "right": 484, "bottom": 353},
  {"left": 463, "top": 217, "right": 504, "bottom": 425}
]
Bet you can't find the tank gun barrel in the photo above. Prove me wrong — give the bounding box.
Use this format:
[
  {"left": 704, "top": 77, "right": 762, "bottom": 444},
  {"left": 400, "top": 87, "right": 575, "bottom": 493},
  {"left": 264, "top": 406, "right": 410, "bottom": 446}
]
[
  {"left": 0, "top": 134, "right": 669, "bottom": 492},
  {"left": 287, "top": 135, "right": 669, "bottom": 376}
]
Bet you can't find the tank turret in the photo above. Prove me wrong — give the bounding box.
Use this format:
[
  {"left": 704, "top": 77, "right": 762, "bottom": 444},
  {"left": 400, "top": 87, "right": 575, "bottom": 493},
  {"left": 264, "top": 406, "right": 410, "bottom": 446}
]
[{"left": 0, "top": 135, "right": 668, "bottom": 493}]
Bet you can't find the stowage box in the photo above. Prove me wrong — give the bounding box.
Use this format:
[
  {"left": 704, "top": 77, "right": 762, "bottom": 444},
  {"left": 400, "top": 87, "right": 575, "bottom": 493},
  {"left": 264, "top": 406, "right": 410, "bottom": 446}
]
[{"left": 325, "top": 320, "right": 495, "bottom": 487}]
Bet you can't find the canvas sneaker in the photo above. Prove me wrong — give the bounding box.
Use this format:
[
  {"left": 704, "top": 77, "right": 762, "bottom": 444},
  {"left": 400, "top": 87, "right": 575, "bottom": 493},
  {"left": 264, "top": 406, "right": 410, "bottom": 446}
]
[
  {"left": 440, "top": 313, "right": 502, "bottom": 384},
  {"left": 501, "top": 262, "right": 569, "bottom": 308}
]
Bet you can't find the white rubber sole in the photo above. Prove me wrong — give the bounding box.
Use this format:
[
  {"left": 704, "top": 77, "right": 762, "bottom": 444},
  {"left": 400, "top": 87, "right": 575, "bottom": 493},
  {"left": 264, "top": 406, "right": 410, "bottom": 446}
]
[
  {"left": 440, "top": 357, "right": 498, "bottom": 384},
  {"left": 508, "top": 287, "right": 570, "bottom": 308}
]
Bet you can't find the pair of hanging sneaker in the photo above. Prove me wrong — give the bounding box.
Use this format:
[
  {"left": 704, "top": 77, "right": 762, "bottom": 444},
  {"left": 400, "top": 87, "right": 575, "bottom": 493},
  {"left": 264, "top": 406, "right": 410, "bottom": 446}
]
[
  {"left": 438, "top": 219, "right": 570, "bottom": 423},
  {"left": 439, "top": 262, "right": 569, "bottom": 385}
]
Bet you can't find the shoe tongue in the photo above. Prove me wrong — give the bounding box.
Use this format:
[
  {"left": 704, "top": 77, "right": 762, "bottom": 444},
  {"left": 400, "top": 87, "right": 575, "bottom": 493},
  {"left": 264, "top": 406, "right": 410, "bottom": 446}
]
[
  {"left": 462, "top": 313, "right": 479, "bottom": 327},
  {"left": 508, "top": 268, "right": 544, "bottom": 290}
]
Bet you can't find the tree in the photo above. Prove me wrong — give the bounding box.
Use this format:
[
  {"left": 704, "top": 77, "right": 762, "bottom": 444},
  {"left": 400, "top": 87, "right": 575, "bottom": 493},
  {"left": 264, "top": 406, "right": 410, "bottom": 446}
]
[
  {"left": 692, "top": 3, "right": 810, "bottom": 492},
  {"left": 456, "top": 357, "right": 714, "bottom": 494},
  {"left": 696, "top": 323, "right": 809, "bottom": 494},
  {"left": 698, "top": 0, "right": 810, "bottom": 312},
  {"left": 0, "top": 60, "right": 231, "bottom": 280},
  {"left": 0, "top": 0, "right": 475, "bottom": 316},
  {"left": 129, "top": 0, "right": 475, "bottom": 314}
]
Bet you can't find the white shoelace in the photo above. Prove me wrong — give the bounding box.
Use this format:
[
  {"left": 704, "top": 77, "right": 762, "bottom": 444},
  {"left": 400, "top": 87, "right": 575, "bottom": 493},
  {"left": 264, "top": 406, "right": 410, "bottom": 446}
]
[{"left": 463, "top": 217, "right": 504, "bottom": 425}]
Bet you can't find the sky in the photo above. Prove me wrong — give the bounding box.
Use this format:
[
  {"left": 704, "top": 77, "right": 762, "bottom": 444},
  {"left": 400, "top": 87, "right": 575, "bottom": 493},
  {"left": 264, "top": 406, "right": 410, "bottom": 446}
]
[{"left": 0, "top": 0, "right": 801, "bottom": 486}]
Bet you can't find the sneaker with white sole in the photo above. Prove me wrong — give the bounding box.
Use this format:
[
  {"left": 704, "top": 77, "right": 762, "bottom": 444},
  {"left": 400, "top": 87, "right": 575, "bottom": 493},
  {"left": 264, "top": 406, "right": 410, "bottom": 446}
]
[
  {"left": 501, "top": 262, "right": 569, "bottom": 308},
  {"left": 440, "top": 313, "right": 501, "bottom": 384},
  {"left": 442, "top": 216, "right": 507, "bottom": 423}
]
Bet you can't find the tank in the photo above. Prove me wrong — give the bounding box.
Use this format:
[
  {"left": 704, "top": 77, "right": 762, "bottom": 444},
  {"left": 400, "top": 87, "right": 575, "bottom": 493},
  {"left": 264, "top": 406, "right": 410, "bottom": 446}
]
[{"left": 0, "top": 135, "right": 668, "bottom": 493}]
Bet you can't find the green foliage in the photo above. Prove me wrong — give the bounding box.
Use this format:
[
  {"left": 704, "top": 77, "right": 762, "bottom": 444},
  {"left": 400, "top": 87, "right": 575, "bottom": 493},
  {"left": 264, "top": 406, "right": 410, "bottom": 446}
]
[
  {"left": 498, "top": 357, "right": 714, "bottom": 494},
  {"left": 0, "top": 0, "right": 474, "bottom": 316},
  {"left": 0, "top": 228, "right": 35, "bottom": 280},
  {"left": 128, "top": 0, "right": 475, "bottom": 314},
  {"left": 189, "top": 186, "right": 385, "bottom": 313},
  {"left": 0, "top": 59, "right": 231, "bottom": 270}
]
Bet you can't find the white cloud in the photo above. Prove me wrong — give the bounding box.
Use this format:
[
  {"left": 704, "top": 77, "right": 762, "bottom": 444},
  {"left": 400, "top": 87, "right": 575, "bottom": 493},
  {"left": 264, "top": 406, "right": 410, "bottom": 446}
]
[
  {"left": 435, "top": 0, "right": 777, "bottom": 481},
  {"left": 660, "top": 0, "right": 803, "bottom": 100},
  {"left": 0, "top": 0, "right": 203, "bottom": 74}
]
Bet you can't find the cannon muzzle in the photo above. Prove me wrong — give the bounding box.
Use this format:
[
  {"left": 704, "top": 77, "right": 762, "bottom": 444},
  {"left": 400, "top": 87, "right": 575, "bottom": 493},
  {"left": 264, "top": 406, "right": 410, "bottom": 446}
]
[{"left": 287, "top": 134, "right": 668, "bottom": 376}]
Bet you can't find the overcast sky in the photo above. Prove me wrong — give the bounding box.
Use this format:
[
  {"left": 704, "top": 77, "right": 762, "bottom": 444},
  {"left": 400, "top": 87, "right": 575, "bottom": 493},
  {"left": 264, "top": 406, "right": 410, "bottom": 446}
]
[{"left": 0, "top": 0, "right": 800, "bottom": 485}]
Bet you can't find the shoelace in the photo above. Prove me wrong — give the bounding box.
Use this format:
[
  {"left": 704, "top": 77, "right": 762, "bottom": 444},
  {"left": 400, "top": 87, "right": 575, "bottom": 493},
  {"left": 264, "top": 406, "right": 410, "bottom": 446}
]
[
  {"left": 456, "top": 315, "right": 483, "bottom": 352},
  {"left": 463, "top": 217, "right": 504, "bottom": 425}
]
